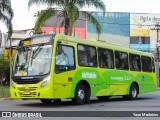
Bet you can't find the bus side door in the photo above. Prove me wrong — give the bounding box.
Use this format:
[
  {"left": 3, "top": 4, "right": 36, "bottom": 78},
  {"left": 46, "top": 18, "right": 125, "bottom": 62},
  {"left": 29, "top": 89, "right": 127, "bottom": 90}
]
[{"left": 54, "top": 44, "right": 76, "bottom": 98}]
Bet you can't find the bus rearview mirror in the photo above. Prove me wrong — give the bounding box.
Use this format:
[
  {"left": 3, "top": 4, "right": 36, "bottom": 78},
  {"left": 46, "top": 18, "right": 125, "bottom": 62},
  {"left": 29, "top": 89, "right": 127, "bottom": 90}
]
[{"left": 57, "top": 44, "right": 62, "bottom": 54}]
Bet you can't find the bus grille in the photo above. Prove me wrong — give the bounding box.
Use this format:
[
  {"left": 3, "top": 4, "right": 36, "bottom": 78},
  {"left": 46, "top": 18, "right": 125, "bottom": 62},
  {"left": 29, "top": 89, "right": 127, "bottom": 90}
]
[
  {"left": 14, "top": 79, "right": 41, "bottom": 84},
  {"left": 18, "top": 87, "right": 38, "bottom": 91}
]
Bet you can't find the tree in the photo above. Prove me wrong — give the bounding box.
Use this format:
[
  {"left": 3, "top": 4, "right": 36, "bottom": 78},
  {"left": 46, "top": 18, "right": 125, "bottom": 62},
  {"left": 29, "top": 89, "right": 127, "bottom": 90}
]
[
  {"left": 0, "top": 54, "right": 10, "bottom": 85},
  {"left": 0, "top": 0, "right": 13, "bottom": 38},
  {"left": 28, "top": 0, "right": 106, "bottom": 36}
]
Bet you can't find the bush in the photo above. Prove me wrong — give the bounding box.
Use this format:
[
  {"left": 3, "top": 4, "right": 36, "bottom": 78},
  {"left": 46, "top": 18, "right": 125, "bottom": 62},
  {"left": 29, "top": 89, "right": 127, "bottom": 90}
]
[{"left": 0, "top": 54, "right": 10, "bottom": 86}]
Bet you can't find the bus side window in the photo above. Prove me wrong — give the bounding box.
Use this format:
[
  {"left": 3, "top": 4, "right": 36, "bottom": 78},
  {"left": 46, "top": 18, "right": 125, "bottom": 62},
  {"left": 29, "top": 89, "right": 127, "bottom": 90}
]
[
  {"left": 115, "top": 51, "right": 129, "bottom": 70},
  {"left": 78, "top": 44, "right": 97, "bottom": 67},
  {"left": 98, "top": 48, "right": 114, "bottom": 69},
  {"left": 129, "top": 54, "right": 141, "bottom": 71},
  {"left": 98, "top": 49, "right": 107, "bottom": 68},
  {"left": 141, "top": 56, "right": 152, "bottom": 72}
]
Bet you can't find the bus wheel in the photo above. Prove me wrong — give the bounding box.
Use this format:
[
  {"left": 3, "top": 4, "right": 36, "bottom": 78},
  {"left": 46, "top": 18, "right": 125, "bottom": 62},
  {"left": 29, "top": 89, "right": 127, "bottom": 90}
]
[
  {"left": 123, "top": 84, "right": 138, "bottom": 100},
  {"left": 97, "top": 96, "right": 110, "bottom": 101},
  {"left": 40, "top": 99, "right": 53, "bottom": 104},
  {"left": 72, "top": 84, "right": 86, "bottom": 105}
]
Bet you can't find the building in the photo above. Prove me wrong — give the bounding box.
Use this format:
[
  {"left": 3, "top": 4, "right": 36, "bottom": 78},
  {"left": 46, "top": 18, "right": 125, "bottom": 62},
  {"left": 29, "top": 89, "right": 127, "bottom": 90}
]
[
  {"left": 5, "top": 29, "right": 34, "bottom": 47},
  {"left": 3, "top": 29, "right": 34, "bottom": 60},
  {"left": 41, "top": 11, "right": 160, "bottom": 61}
]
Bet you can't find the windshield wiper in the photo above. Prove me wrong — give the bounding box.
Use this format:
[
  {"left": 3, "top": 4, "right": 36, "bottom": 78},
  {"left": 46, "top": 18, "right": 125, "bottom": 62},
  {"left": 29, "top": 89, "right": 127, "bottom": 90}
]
[{"left": 31, "top": 44, "right": 44, "bottom": 65}]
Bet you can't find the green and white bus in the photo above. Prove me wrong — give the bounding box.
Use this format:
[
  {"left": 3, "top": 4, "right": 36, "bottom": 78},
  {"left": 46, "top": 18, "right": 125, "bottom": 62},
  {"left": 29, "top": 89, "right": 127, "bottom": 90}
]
[{"left": 11, "top": 34, "right": 157, "bottom": 105}]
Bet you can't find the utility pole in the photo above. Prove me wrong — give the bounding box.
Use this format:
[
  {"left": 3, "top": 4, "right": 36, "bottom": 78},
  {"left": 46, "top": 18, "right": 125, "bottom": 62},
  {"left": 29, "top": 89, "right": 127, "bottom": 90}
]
[
  {"left": 151, "top": 23, "right": 160, "bottom": 63},
  {"left": 151, "top": 23, "right": 160, "bottom": 87},
  {"left": 9, "top": 37, "right": 12, "bottom": 90}
]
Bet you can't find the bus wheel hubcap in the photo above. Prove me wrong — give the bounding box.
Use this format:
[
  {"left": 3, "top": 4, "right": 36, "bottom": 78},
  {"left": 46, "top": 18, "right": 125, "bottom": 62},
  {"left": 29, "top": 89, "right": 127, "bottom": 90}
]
[
  {"left": 132, "top": 87, "right": 137, "bottom": 98},
  {"left": 78, "top": 89, "right": 85, "bottom": 100}
]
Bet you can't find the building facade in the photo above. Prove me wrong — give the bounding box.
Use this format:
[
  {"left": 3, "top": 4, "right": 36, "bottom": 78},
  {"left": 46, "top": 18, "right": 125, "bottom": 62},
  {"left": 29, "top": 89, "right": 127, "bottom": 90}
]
[
  {"left": 5, "top": 29, "right": 34, "bottom": 47},
  {"left": 2, "top": 29, "right": 34, "bottom": 60}
]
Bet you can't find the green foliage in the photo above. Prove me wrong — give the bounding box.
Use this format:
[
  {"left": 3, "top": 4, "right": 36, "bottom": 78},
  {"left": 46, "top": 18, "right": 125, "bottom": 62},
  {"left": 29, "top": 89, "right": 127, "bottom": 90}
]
[
  {"left": 85, "top": 11, "right": 101, "bottom": 37},
  {"left": 0, "top": 54, "right": 10, "bottom": 82},
  {"left": 0, "top": 86, "right": 10, "bottom": 98},
  {"left": 0, "top": 0, "right": 13, "bottom": 38},
  {"left": 34, "top": 8, "right": 55, "bottom": 34}
]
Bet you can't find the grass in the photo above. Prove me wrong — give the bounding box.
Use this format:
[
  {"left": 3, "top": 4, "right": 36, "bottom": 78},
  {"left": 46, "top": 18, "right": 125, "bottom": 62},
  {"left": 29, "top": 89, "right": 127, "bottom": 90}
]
[{"left": 0, "top": 86, "right": 10, "bottom": 98}]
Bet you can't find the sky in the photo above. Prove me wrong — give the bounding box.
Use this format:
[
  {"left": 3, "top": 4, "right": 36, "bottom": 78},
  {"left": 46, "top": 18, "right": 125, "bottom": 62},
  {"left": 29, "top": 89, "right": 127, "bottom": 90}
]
[{"left": 1, "top": 0, "right": 160, "bottom": 33}]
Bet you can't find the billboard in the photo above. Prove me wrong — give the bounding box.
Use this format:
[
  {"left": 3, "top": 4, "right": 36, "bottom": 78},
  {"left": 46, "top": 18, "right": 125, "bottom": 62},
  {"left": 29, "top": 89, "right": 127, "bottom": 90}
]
[
  {"left": 130, "top": 36, "right": 150, "bottom": 52},
  {"left": 130, "top": 13, "right": 160, "bottom": 54}
]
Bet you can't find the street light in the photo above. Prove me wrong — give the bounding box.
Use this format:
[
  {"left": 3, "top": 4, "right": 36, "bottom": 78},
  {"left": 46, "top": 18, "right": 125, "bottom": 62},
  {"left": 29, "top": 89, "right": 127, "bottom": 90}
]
[{"left": 9, "top": 37, "right": 12, "bottom": 89}]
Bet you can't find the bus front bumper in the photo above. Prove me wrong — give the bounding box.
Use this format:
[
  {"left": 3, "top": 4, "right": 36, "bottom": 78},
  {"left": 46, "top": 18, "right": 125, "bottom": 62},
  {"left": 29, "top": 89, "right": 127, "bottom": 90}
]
[{"left": 10, "top": 84, "right": 53, "bottom": 99}]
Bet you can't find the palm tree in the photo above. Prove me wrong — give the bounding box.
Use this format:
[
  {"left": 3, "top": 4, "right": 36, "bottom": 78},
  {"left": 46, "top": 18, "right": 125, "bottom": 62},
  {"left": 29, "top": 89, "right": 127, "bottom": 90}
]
[
  {"left": 0, "top": 0, "right": 13, "bottom": 38},
  {"left": 28, "top": 0, "right": 106, "bottom": 36}
]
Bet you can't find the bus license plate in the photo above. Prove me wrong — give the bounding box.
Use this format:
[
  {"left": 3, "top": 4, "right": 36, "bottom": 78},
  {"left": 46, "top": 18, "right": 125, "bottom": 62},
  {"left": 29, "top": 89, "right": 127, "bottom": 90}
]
[{"left": 23, "top": 91, "right": 30, "bottom": 95}]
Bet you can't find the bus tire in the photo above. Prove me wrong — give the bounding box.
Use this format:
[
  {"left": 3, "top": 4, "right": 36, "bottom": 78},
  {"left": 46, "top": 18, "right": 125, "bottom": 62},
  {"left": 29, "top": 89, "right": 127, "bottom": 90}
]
[
  {"left": 123, "top": 84, "right": 138, "bottom": 100},
  {"left": 97, "top": 96, "right": 110, "bottom": 101},
  {"left": 72, "top": 84, "right": 87, "bottom": 105},
  {"left": 40, "top": 99, "right": 53, "bottom": 104}
]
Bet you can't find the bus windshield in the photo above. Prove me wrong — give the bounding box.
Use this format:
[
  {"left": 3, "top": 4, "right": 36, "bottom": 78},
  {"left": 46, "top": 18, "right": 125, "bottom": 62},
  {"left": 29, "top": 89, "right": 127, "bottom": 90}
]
[{"left": 13, "top": 44, "right": 53, "bottom": 76}]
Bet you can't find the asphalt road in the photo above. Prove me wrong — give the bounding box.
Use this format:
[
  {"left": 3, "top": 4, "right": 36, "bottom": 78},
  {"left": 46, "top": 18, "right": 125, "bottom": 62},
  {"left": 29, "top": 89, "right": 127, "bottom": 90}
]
[{"left": 0, "top": 89, "right": 160, "bottom": 120}]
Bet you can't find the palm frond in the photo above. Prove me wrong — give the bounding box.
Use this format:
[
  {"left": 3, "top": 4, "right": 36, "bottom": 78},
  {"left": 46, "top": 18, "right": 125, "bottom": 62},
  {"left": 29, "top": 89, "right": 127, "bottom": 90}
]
[
  {"left": 1, "top": 3, "right": 13, "bottom": 19},
  {"left": 28, "top": 0, "right": 63, "bottom": 9},
  {"left": 34, "top": 8, "right": 56, "bottom": 34},
  {"left": 84, "top": 11, "right": 102, "bottom": 36},
  {"left": 0, "top": 10, "right": 9, "bottom": 21},
  {"left": 83, "top": 0, "right": 106, "bottom": 12},
  {"left": 28, "top": 0, "right": 47, "bottom": 8},
  {"left": 0, "top": 0, "right": 13, "bottom": 38},
  {"left": 75, "top": 0, "right": 86, "bottom": 8}
]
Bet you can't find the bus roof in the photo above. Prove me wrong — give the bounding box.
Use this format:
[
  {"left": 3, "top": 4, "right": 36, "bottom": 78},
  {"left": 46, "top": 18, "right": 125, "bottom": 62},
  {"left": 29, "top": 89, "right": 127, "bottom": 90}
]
[{"left": 21, "top": 34, "right": 55, "bottom": 41}]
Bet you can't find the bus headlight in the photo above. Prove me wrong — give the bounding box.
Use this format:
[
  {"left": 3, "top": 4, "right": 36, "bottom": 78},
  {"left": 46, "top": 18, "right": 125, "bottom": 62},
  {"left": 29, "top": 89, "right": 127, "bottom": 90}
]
[{"left": 41, "top": 76, "right": 50, "bottom": 88}]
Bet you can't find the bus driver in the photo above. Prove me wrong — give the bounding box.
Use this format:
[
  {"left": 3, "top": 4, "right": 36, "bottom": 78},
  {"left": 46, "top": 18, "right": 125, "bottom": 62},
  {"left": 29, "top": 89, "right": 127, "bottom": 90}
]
[{"left": 55, "top": 46, "right": 69, "bottom": 66}]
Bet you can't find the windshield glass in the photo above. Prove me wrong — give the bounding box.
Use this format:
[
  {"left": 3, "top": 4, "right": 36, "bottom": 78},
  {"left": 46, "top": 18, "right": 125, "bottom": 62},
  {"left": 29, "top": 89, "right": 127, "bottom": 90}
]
[{"left": 13, "top": 44, "right": 52, "bottom": 76}]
